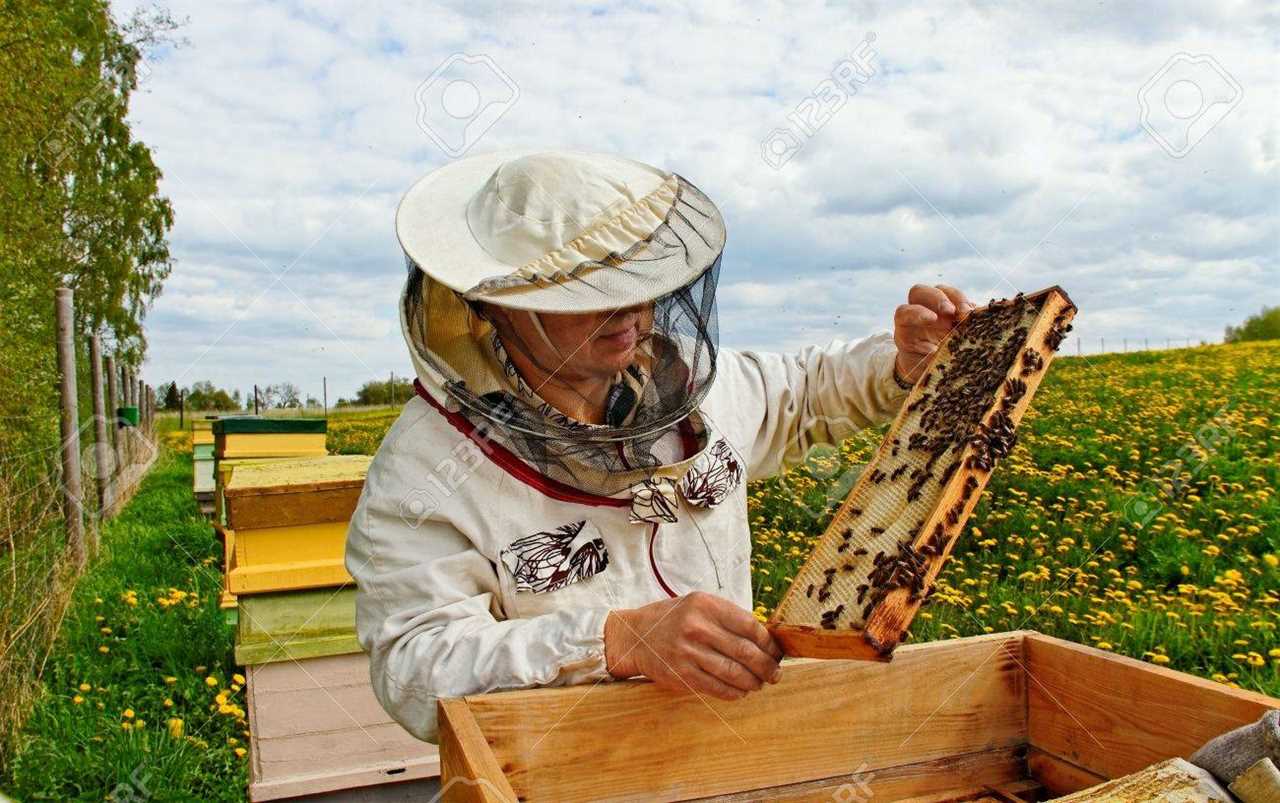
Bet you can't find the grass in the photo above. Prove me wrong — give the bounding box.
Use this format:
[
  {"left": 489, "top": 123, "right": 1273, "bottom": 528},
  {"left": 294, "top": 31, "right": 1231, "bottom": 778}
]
[{"left": 4, "top": 444, "right": 246, "bottom": 801}]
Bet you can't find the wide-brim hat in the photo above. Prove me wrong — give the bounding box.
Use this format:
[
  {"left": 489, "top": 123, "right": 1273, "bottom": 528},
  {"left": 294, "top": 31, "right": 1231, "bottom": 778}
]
[{"left": 395, "top": 149, "right": 726, "bottom": 313}]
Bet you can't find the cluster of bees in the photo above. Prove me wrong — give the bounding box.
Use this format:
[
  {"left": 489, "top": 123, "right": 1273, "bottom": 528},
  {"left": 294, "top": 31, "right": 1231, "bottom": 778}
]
[{"left": 799, "top": 292, "right": 1056, "bottom": 633}]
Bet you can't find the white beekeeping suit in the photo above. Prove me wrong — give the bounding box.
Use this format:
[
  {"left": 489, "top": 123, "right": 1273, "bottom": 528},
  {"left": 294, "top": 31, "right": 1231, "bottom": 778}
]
[{"left": 346, "top": 150, "right": 909, "bottom": 742}]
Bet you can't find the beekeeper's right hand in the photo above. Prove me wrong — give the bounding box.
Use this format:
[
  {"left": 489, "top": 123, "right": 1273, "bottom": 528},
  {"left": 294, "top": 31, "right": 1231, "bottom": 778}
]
[{"left": 603, "top": 591, "right": 783, "bottom": 700}]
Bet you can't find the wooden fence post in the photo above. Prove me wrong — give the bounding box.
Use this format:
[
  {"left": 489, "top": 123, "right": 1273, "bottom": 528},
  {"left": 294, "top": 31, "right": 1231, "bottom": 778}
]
[
  {"left": 89, "top": 333, "right": 111, "bottom": 546},
  {"left": 55, "top": 288, "right": 86, "bottom": 570},
  {"left": 105, "top": 353, "right": 119, "bottom": 513}
]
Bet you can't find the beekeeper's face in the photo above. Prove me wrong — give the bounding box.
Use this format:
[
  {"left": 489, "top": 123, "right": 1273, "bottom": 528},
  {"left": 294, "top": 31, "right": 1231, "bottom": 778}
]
[{"left": 492, "top": 304, "right": 654, "bottom": 380}]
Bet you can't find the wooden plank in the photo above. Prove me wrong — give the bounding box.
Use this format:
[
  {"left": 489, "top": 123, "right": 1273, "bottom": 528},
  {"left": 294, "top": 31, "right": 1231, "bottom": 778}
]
[
  {"left": 217, "top": 431, "right": 328, "bottom": 459},
  {"left": 247, "top": 654, "right": 440, "bottom": 802},
  {"left": 692, "top": 746, "right": 1025, "bottom": 802},
  {"left": 228, "top": 485, "right": 363, "bottom": 530},
  {"left": 228, "top": 557, "right": 352, "bottom": 595},
  {"left": 1025, "top": 748, "right": 1105, "bottom": 798},
  {"left": 1024, "top": 632, "right": 1280, "bottom": 781},
  {"left": 459, "top": 632, "right": 1028, "bottom": 802},
  {"left": 229, "top": 520, "right": 352, "bottom": 594},
  {"left": 224, "top": 455, "right": 370, "bottom": 529},
  {"left": 236, "top": 588, "right": 360, "bottom": 666},
  {"left": 769, "top": 288, "right": 1075, "bottom": 659},
  {"left": 438, "top": 699, "right": 520, "bottom": 803}
]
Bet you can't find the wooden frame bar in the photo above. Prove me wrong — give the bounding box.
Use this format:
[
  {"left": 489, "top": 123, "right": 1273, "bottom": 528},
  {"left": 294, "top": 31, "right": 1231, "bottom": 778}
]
[{"left": 438, "top": 631, "right": 1279, "bottom": 802}]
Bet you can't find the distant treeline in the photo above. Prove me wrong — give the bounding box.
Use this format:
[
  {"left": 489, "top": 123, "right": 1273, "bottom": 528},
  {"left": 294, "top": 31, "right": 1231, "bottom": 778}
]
[{"left": 1225, "top": 306, "right": 1280, "bottom": 344}]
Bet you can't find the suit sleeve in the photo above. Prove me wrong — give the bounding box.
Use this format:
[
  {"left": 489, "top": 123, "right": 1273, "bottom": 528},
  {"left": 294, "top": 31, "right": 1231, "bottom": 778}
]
[
  {"left": 346, "top": 448, "right": 613, "bottom": 744},
  {"left": 717, "top": 331, "right": 909, "bottom": 481}
]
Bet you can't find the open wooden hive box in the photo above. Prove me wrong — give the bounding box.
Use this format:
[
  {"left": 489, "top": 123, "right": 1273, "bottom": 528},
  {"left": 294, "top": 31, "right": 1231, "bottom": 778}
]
[{"left": 437, "top": 631, "right": 1279, "bottom": 802}]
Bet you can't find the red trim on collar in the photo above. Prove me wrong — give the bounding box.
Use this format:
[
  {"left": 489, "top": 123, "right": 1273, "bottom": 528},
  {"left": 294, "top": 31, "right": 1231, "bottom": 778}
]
[{"left": 414, "top": 379, "right": 631, "bottom": 508}]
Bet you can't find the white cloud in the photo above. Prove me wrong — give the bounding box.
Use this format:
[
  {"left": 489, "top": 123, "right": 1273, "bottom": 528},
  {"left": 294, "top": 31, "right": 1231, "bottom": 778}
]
[{"left": 114, "top": 0, "right": 1278, "bottom": 398}]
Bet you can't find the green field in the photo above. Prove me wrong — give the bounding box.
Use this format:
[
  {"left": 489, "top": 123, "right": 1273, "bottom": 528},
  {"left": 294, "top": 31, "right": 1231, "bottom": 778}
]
[{"left": 6, "top": 341, "right": 1276, "bottom": 799}]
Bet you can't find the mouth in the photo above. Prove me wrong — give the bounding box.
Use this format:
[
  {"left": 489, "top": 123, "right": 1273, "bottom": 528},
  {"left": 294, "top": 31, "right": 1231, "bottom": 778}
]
[{"left": 598, "top": 322, "right": 639, "bottom": 350}]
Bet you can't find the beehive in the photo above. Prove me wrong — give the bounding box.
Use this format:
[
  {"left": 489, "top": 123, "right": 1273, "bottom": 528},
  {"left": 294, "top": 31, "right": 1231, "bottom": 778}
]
[
  {"left": 213, "top": 417, "right": 328, "bottom": 460},
  {"left": 769, "top": 286, "right": 1076, "bottom": 659},
  {"left": 223, "top": 455, "right": 371, "bottom": 595},
  {"left": 192, "top": 416, "right": 215, "bottom": 447},
  {"left": 235, "top": 587, "right": 360, "bottom": 666}
]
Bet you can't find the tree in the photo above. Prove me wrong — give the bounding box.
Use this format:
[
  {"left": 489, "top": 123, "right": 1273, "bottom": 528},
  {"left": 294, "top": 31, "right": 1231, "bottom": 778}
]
[
  {"left": 1224, "top": 306, "right": 1280, "bottom": 344},
  {"left": 161, "top": 381, "right": 180, "bottom": 410},
  {"left": 185, "top": 380, "right": 235, "bottom": 411},
  {"left": 337, "top": 376, "right": 415, "bottom": 407}
]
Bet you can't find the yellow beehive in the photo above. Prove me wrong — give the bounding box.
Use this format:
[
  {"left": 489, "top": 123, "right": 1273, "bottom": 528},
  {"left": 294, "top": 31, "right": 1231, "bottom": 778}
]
[
  {"left": 192, "top": 418, "right": 215, "bottom": 447},
  {"left": 770, "top": 287, "right": 1076, "bottom": 660},
  {"left": 223, "top": 455, "right": 371, "bottom": 595},
  {"left": 213, "top": 417, "right": 327, "bottom": 460}
]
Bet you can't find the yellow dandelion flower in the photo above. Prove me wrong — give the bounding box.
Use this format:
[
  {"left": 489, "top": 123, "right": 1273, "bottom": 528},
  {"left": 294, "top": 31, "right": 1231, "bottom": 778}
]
[
  {"left": 167, "top": 718, "right": 184, "bottom": 739},
  {"left": 205, "top": 676, "right": 218, "bottom": 687}
]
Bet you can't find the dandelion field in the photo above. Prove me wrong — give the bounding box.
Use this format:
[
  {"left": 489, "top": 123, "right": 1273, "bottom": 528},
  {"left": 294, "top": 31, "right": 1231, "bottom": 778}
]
[{"left": 751, "top": 341, "right": 1279, "bottom": 695}]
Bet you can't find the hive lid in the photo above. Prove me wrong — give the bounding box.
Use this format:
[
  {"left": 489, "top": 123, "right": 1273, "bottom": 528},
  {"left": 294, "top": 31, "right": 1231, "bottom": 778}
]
[
  {"left": 224, "top": 455, "right": 371, "bottom": 497},
  {"left": 213, "top": 417, "right": 326, "bottom": 435}
]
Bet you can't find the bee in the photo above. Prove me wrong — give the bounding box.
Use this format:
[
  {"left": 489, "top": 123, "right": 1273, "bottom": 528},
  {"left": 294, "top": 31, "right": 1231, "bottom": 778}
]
[
  {"left": 852, "top": 547, "right": 869, "bottom": 556},
  {"left": 806, "top": 583, "right": 814, "bottom": 598}
]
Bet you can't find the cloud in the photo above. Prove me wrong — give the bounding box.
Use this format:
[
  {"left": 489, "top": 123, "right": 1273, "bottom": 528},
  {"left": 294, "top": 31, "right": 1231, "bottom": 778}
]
[{"left": 114, "top": 0, "right": 1278, "bottom": 399}]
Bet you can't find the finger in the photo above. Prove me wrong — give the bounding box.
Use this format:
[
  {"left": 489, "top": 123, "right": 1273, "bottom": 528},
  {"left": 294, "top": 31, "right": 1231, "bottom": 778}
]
[
  {"left": 693, "top": 644, "right": 766, "bottom": 693},
  {"left": 703, "top": 603, "right": 783, "bottom": 682},
  {"left": 680, "top": 665, "right": 747, "bottom": 701},
  {"left": 894, "top": 303, "right": 938, "bottom": 329},
  {"left": 935, "top": 285, "right": 975, "bottom": 319},
  {"left": 704, "top": 627, "right": 780, "bottom": 685},
  {"left": 895, "top": 328, "right": 940, "bottom": 357},
  {"left": 650, "top": 659, "right": 745, "bottom": 700},
  {"left": 907, "top": 284, "right": 956, "bottom": 317},
  {"left": 759, "top": 627, "right": 784, "bottom": 662}
]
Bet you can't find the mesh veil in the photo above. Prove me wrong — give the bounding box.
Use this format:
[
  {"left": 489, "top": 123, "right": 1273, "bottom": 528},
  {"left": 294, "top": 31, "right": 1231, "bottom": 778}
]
[{"left": 401, "top": 175, "right": 723, "bottom": 496}]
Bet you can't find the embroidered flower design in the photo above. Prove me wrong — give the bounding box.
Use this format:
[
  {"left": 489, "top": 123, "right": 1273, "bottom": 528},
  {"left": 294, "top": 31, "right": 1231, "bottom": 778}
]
[
  {"left": 629, "top": 477, "right": 680, "bottom": 524},
  {"left": 499, "top": 521, "right": 609, "bottom": 593},
  {"left": 679, "top": 438, "right": 743, "bottom": 508}
]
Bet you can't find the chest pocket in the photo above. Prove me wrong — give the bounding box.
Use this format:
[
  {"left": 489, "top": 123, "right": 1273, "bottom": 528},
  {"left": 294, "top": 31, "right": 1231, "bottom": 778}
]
[{"left": 499, "top": 520, "right": 609, "bottom": 594}]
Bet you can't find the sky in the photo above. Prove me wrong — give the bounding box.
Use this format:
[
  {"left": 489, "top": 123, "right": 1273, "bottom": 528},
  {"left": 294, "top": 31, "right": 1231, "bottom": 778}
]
[{"left": 113, "top": 0, "right": 1279, "bottom": 402}]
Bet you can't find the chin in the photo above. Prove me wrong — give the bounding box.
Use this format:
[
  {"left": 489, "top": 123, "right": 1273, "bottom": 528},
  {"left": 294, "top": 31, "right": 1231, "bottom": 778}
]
[{"left": 594, "top": 346, "right": 636, "bottom": 373}]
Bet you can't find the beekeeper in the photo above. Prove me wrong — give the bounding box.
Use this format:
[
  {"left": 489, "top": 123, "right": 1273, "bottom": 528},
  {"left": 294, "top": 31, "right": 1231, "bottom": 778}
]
[{"left": 346, "top": 149, "right": 972, "bottom": 742}]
